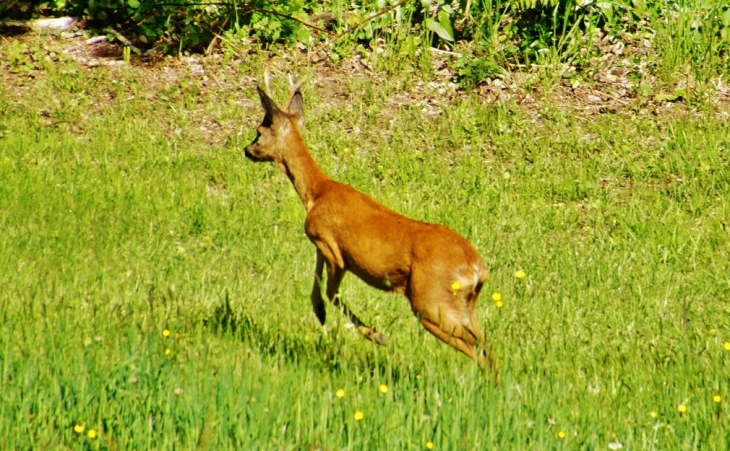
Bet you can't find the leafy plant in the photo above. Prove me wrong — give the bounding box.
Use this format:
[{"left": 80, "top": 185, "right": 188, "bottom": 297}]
[
  {"left": 424, "top": 0, "right": 456, "bottom": 42},
  {"left": 455, "top": 53, "right": 503, "bottom": 87}
]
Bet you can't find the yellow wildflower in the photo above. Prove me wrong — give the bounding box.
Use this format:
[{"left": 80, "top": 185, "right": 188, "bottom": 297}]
[
  {"left": 451, "top": 281, "right": 461, "bottom": 290},
  {"left": 496, "top": 300, "right": 504, "bottom": 308},
  {"left": 724, "top": 342, "right": 730, "bottom": 351},
  {"left": 649, "top": 410, "right": 658, "bottom": 419},
  {"left": 165, "top": 348, "right": 172, "bottom": 355},
  {"left": 558, "top": 430, "right": 566, "bottom": 439},
  {"left": 379, "top": 384, "right": 388, "bottom": 394},
  {"left": 713, "top": 395, "right": 721, "bottom": 403},
  {"left": 336, "top": 389, "right": 345, "bottom": 398},
  {"left": 515, "top": 270, "right": 526, "bottom": 279},
  {"left": 88, "top": 429, "right": 97, "bottom": 439},
  {"left": 74, "top": 424, "right": 84, "bottom": 434},
  {"left": 354, "top": 411, "right": 364, "bottom": 421},
  {"left": 162, "top": 329, "right": 171, "bottom": 337},
  {"left": 492, "top": 292, "right": 502, "bottom": 302},
  {"left": 678, "top": 404, "right": 687, "bottom": 413},
  {"left": 426, "top": 442, "right": 434, "bottom": 449}
]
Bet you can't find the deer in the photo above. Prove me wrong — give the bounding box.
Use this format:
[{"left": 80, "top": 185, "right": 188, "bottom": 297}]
[{"left": 244, "top": 72, "right": 498, "bottom": 378}]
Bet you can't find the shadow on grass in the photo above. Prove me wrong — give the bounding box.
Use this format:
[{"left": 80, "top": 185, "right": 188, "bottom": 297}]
[{"left": 202, "top": 291, "right": 419, "bottom": 382}]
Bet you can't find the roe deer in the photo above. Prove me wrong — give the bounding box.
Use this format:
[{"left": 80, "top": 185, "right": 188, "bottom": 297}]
[{"left": 244, "top": 73, "right": 497, "bottom": 377}]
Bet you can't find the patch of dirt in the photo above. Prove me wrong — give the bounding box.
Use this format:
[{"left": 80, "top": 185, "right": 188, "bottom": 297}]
[{"left": 2, "top": 22, "right": 729, "bottom": 149}]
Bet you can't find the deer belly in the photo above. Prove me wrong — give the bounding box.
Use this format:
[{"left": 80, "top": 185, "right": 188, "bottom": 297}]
[{"left": 345, "top": 258, "right": 409, "bottom": 294}]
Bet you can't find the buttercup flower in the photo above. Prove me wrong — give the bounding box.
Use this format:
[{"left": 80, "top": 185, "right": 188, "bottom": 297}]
[
  {"left": 492, "top": 292, "right": 502, "bottom": 302},
  {"left": 678, "top": 404, "right": 687, "bottom": 413},
  {"left": 336, "top": 389, "right": 345, "bottom": 398},
  {"left": 165, "top": 348, "right": 172, "bottom": 355},
  {"left": 724, "top": 342, "right": 730, "bottom": 351},
  {"left": 649, "top": 411, "right": 658, "bottom": 419},
  {"left": 379, "top": 384, "right": 388, "bottom": 394},
  {"left": 515, "top": 270, "right": 526, "bottom": 279},
  {"left": 426, "top": 442, "right": 434, "bottom": 449},
  {"left": 557, "top": 430, "right": 566, "bottom": 439},
  {"left": 163, "top": 329, "right": 171, "bottom": 337},
  {"left": 713, "top": 395, "right": 721, "bottom": 403},
  {"left": 354, "top": 411, "right": 364, "bottom": 421},
  {"left": 88, "top": 429, "right": 97, "bottom": 439},
  {"left": 74, "top": 424, "right": 84, "bottom": 434}
]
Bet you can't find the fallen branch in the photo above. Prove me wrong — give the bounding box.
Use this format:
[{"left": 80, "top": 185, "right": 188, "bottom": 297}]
[
  {"left": 0, "top": 20, "right": 31, "bottom": 31},
  {"left": 429, "top": 47, "right": 462, "bottom": 58},
  {"left": 105, "top": 27, "right": 143, "bottom": 55}
]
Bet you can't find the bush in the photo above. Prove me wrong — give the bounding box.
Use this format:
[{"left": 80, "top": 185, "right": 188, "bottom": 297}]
[{"left": 4, "top": 0, "right": 728, "bottom": 86}]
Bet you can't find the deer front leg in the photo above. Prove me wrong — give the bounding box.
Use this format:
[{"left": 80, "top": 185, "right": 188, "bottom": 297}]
[
  {"left": 324, "top": 262, "right": 388, "bottom": 346},
  {"left": 310, "top": 250, "right": 327, "bottom": 325}
]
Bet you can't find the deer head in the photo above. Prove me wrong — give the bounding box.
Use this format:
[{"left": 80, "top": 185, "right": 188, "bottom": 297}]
[{"left": 244, "top": 72, "right": 305, "bottom": 164}]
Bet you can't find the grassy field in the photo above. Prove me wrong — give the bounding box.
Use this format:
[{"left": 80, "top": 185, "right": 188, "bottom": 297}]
[{"left": 2, "top": 29, "right": 730, "bottom": 450}]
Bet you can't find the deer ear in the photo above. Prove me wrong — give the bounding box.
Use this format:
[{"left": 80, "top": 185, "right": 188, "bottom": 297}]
[
  {"left": 287, "top": 88, "right": 305, "bottom": 130},
  {"left": 256, "top": 86, "right": 282, "bottom": 126}
]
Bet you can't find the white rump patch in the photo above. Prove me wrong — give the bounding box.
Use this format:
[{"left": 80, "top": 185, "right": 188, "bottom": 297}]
[{"left": 452, "top": 266, "right": 478, "bottom": 292}]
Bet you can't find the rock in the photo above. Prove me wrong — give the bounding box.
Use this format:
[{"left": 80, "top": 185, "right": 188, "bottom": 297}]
[
  {"left": 32, "top": 17, "right": 76, "bottom": 31},
  {"left": 602, "top": 73, "right": 618, "bottom": 83},
  {"left": 86, "top": 36, "right": 108, "bottom": 45}
]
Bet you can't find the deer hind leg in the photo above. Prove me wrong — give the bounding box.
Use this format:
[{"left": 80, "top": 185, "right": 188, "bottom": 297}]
[
  {"left": 418, "top": 303, "right": 498, "bottom": 379},
  {"left": 410, "top": 266, "right": 498, "bottom": 378}
]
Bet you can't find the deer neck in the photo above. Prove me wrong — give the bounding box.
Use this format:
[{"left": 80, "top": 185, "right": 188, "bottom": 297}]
[{"left": 280, "top": 137, "right": 329, "bottom": 211}]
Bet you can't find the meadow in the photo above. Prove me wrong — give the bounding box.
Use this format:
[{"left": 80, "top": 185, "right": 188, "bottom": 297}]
[{"left": 1, "top": 28, "right": 730, "bottom": 450}]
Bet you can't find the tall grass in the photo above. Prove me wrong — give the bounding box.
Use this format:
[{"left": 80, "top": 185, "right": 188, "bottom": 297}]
[
  {"left": 454, "top": 0, "right": 730, "bottom": 89},
  {"left": 1, "top": 28, "right": 730, "bottom": 451}
]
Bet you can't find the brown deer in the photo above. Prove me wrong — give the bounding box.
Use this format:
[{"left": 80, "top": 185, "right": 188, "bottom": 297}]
[{"left": 244, "top": 73, "right": 497, "bottom": 377}]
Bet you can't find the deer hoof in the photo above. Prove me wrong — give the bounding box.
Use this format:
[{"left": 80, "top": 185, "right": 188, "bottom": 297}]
[
  {"left": 359, "top": 327, "right": 388, "bottom": 346},
  {"left": 371, "top": 332, "right": 388, "bottom": 346}
]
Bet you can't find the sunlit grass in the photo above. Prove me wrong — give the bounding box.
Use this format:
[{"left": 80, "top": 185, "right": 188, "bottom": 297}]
[{"left": 1, "top": 32, "right": 730, "bottom": 451}]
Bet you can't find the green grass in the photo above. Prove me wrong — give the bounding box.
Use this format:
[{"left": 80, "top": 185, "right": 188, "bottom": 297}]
[{"left": 2, "top": 36, "right": 730, "bottom": 450}]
